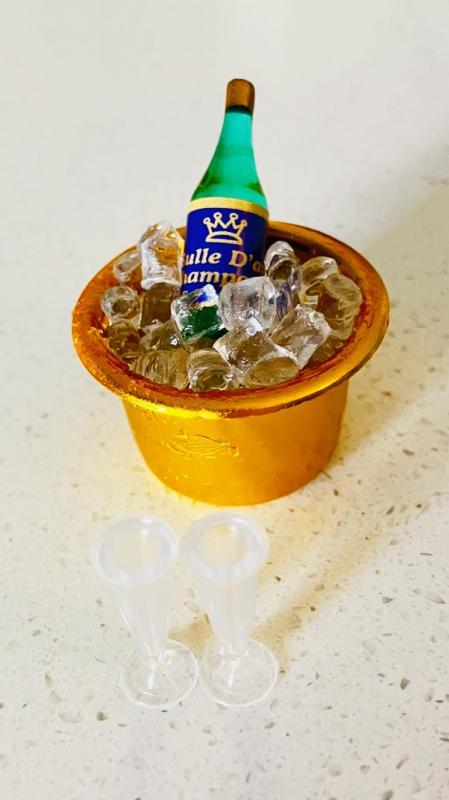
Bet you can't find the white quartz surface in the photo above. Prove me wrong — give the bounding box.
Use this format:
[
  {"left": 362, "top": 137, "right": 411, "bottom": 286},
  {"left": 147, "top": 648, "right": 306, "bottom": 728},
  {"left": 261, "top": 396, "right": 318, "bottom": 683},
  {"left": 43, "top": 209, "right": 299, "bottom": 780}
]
[{"left": 1, "top": 1, "right": 449, "bottom": 798}]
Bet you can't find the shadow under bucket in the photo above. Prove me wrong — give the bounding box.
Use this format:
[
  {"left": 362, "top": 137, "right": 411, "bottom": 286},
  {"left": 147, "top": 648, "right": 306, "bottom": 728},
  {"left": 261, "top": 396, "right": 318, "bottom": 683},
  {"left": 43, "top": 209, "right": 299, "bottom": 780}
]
[{"left": 72, "top": 222, "right": 389, "bottom": 505}]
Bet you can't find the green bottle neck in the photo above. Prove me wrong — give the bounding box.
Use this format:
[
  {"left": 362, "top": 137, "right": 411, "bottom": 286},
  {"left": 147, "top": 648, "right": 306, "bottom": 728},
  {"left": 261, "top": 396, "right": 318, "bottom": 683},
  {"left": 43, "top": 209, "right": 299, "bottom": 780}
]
[{"left": 191, "top": 108, "right": 267, "bottom": 209}]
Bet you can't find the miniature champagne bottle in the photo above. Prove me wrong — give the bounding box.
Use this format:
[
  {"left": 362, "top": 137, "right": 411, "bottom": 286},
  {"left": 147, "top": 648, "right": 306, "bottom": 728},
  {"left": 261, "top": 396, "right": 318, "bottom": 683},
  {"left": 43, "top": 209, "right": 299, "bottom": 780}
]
[{"left": 182, "top": 79, "right": 268, "bottom": 294}]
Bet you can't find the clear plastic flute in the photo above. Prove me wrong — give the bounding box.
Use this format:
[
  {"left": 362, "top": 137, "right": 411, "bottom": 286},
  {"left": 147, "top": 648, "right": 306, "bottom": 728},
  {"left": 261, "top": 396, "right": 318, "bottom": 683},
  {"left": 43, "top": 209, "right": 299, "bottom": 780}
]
[
  {"left": 182, "top": 512, "right": 278, "bottom": 707},
  {"left": 91, "top": 516, "right": 198, "bottom": 709}
]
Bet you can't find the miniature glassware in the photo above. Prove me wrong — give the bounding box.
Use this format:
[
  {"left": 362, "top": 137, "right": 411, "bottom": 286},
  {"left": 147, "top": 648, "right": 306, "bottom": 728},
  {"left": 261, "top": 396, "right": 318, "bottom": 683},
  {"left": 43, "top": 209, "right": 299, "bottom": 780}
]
[
  {"left": 91, "top": 516, "right": 198, "bottom": 709},
  {"left": 182, "top": 512, "right": 278, "bottom": 707}
]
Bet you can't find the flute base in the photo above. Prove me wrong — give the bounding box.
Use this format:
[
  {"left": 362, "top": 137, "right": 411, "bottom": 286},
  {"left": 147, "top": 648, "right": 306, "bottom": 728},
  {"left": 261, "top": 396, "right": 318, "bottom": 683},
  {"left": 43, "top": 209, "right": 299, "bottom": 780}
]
[
  {"left": 200, "top": 638, "right": 278, "bottom": 707},
  {"left": 121, "top": 640, "right": 198, "bottom": 709}
]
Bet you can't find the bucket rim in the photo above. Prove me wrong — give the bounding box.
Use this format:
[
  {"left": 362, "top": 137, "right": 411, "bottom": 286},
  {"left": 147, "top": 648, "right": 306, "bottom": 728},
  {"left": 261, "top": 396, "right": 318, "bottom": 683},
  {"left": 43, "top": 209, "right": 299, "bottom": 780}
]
[{"left": 72, "top": 221, "right": 389, "bottom": 418}]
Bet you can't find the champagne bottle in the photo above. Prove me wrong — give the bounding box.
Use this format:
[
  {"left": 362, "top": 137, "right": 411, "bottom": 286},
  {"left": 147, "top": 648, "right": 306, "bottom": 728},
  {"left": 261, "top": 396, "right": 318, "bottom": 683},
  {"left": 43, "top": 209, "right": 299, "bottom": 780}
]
[{"left": 182, "top": 78, "right": 268, "bottom": 294}]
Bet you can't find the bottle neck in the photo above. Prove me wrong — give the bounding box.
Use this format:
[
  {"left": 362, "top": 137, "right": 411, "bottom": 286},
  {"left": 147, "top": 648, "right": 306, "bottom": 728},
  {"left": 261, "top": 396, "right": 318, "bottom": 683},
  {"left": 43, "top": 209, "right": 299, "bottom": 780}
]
[
  {"left": 192, "top": 107, "right": 267, "bottom": 208},
  {"left": 218, "top": 107, "right": 254, "bottom": 151}
]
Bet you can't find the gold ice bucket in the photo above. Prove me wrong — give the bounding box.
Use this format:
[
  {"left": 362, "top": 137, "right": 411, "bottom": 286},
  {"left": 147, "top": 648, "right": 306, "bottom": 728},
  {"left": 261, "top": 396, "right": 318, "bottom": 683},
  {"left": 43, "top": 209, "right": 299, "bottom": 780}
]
[{"left": 72, "top": 222, "right": 389, "bottom": 504}]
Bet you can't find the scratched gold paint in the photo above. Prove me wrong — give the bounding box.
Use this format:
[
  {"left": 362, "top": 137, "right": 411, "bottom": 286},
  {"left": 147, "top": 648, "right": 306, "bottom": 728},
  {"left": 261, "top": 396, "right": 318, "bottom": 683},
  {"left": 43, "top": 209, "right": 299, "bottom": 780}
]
[{"left": 72, "top": 222, "right": 389, "bottom": 504}]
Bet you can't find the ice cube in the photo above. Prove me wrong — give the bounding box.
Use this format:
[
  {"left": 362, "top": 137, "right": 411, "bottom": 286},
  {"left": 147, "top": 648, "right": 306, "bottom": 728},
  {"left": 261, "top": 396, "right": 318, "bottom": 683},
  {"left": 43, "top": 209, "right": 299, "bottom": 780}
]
[
  {"left": 267, "top": 260, "right": 302, "bottom": 323},
  {"left": 267, "top": 255, "right": 303, "bottom": 293},
  {"left": 133, "top": 349, "right": 188, "bottom": 390},
  {"left": 219, "top": 276, "right": 277, "bottom": 330},
  {"left": 107, "top": 323, "right": 141, "bottom": 363},
  {"left": 275, "top": 283, "right": 294, "bottom": 322},
  {"left": 171, "top": 285, "right": 224, "bottom": 342},
  {"left": 140, "top": 281, "right": 180, "bottom": 326},
  {"left": 214, "top": 319, "right": 299, "bottom": 388},
  {"left": 300, "top": 256, "right": 339, "bottom": 307},
  {"left": 185, "top": 337, "right": 215, "bottom": 352},
  {"left": 317, "top": 273, "right": 362, "bottom": 340},
  {"left": 264, "top": 243, "right": 303, "bottom": 321},
  {"left": 310, "top": 336, "right": 343, "bottom": 364},
  {"left": 112, "top": 249, "right": 141, "bottom": 284},
  {"left": 187, "top": 349, "right": 238, "bottom": 392},
  {"left": 101, "top": 285, "right": 140, "bottom": 325},
  {"left": 139, "top": 220, "right": 183, "bottom": 290},
  {"left": 140, "top": 320, "right": 182, "bottom": 352},
  {"left": 302, "top": 256, "right": 339, "bottom": 289},
  {"left": 271, "top": 306, "right": 331, "bottom": 369},
  {"left": 264, "top": 240, "right": 296, "bottom": 270}
]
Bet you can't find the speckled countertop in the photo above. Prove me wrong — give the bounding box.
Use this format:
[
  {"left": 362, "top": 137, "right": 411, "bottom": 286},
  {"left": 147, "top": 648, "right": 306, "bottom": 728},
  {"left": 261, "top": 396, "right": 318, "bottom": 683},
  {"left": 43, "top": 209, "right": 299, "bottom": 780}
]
[{"left": 1, "top": 3, "right": 449, "bottom": 799}]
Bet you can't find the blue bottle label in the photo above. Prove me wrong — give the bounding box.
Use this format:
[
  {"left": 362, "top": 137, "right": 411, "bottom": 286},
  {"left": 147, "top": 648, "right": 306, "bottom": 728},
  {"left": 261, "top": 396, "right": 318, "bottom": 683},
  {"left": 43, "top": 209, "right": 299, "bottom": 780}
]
[{"left": 182, "top": 197, "right": 268, "bottom": 293}]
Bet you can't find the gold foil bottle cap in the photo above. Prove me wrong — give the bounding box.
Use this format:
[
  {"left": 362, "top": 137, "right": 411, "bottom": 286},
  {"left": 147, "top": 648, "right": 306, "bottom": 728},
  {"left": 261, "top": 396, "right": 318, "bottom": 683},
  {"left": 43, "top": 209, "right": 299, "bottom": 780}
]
[{"left": 225, "top": 78, "right": 255, "bottom": 112}]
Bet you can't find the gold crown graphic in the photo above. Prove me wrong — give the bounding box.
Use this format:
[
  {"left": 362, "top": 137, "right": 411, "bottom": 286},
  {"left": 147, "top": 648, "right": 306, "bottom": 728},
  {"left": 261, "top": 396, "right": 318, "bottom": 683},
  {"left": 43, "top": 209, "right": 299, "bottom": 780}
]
[{"left": 203, "top": 211, "right": 248, "bottom": 245}]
